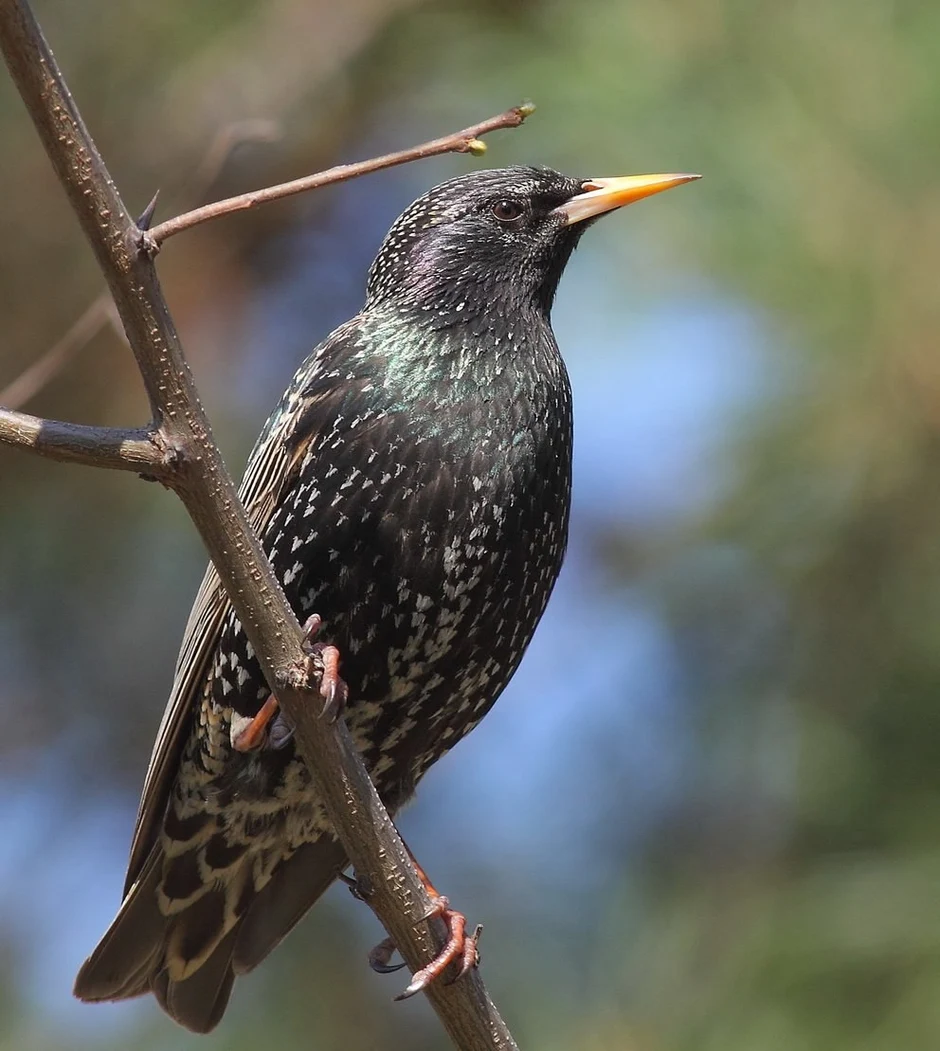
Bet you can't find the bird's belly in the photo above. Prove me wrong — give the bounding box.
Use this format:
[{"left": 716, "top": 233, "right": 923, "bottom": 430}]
[
  {"left": 331, "top": 532, "right": 562, "bottom": 808},
  {"left": 187, "top": 520, "right": 562, "bottom": 835},
  {"left": 190, "top": 411, "right": 571, "bottom": 844}
]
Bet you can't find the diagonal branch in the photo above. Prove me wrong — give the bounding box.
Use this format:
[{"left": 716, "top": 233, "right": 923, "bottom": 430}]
[
  {"left": 145, "top": 104, "right": 533, "bottom": 246},
  {"left": 177, "top": 117, "right": 281, "bottom": 205},
  {"left": 0, "top": 2, "right": 523, "bottom": 1049},
  {"left": 0, "top": 120, "right": 280, "bottom": 412},
  {"left": 0, "top": 298, "right": 116, "bottom": 410}
]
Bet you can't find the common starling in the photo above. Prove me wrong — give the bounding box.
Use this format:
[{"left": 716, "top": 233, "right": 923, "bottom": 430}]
[{"left": 74, "top": 165, "right": 698, "bottom": 1032}]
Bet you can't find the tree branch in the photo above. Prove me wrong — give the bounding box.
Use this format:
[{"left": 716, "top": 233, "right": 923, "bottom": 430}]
[
  {"left": 0, "top": 120, "right": 280, "bottom": 411},
  {"left": 0, "top": 408, "right": 168, "bottom": 475},
  {"left": 0, "top": 298, "right": 115, "bottom": 410},
  {"left": 0, "top": 2, "right": 522, "bottom": 1048},
  {"left": 145, "top": 104, "right": 534, "bottom": 245}
]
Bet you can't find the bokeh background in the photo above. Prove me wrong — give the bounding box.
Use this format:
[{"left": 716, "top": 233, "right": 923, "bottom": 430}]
[{"left": 2, "top": 1, "right": 940, "bottom": 1048}]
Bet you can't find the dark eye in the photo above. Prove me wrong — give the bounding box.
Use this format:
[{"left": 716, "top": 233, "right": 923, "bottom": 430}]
[{"left": 491, "top": 199, "right": 524, "bottom": 223}]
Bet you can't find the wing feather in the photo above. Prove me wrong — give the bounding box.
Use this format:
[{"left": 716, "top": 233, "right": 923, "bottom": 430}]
[{"left": 122, "top": 345, "right": 339, "bottom": 891}]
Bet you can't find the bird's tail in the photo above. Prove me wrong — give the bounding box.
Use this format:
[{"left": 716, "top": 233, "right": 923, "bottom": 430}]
[{"left": 74, "top": 837, "right": 348, "bottom": 1033}]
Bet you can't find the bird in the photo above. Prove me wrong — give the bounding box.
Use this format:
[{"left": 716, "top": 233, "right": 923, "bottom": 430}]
[{"left": 74, "top": 164, "right": 698, "bottom": 1032}]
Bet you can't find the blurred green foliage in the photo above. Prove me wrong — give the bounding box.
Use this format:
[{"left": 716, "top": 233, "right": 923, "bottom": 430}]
[{"left": 2, "top": 0, "right": 940, "bottom": 1049}]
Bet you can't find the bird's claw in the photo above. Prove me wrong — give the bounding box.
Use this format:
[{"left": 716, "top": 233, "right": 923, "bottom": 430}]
[
  {"left": 300, "top": 613, "right": 324, "bottom": 653},
  {"left": 230, "top": 614, "right": 346, "bottom": 751},
  {"left": 317, "top": 647, "right": 348, "bottom": 722},
  {"left": 392, "top": 896, "right": 480, "bottom": 1001},
  {"left": 301, "top": 614, "right": 349, "bottom": 722},
  {"left": 337, "top": 870, "right": 373, "bottom": 903},
  {"left": 346, "top": 846, "right": 479, "bottom": 998},
  {"left": 368, "top": 937, "right": 408, "bottom": 974}
]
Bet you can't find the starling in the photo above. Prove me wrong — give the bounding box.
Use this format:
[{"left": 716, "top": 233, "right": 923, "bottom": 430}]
[{"left": 74, "top": 165, "right": 698, "bottom": 1031}]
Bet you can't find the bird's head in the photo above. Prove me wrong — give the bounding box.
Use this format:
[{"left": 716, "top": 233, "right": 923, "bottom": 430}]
[{"left": 365, "top": 165, "right": 698, "bottom": 324}]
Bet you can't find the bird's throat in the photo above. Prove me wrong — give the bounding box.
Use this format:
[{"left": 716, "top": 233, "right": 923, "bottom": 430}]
[{"left": 358, "top": 305, "right": 570, "bottom": 459}]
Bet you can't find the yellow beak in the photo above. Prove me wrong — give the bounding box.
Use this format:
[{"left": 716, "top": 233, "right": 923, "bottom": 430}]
[{"left": 555, "top": 173, "right": 701, "bottom": 225}]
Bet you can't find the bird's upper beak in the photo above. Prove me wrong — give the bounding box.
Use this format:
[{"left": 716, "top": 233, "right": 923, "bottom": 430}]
[{"left": 554, "top": 173, "right": 701, "bottom": 226}]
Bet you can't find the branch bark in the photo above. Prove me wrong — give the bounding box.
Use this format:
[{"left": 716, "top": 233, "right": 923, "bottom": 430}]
[
  {"left": 0, "top": 3, "right": 525, "bottom": 1048},
  {"left": 0, "top": 409, "right": 168, "bottom": 475},
  {"left": 0, "top": 120, "right": 280, "bottom": 412},
  {"left": 146, "top": 105, "right": 533, "bottom": 245}
]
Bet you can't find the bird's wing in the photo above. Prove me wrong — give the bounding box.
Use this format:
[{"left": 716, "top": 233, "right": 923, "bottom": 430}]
[{"left": 122, "top": 337, "right": 346, "bottom": 894}]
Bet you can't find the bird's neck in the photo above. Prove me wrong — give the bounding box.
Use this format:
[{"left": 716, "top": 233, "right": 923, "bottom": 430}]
[
  {"left": 363, "top": 301, "right": 562, "bottom": 398},
  {"left": 356, "top": 302, "right": 570, "bottom": 456}
]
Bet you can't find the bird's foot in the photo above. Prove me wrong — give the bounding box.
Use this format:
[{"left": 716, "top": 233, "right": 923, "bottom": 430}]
[
  {"left": 393, "top": 895, "right": 481, "bottom": 1000},
  {"left": 356, "top": 849, "right": 481, "bottom": 999},
  {"left": 230, "top": 614, "right": 347, "bottom": 752},
  {"left": 365, "top": 910, "right": 481, "bottom": 990},
  {"left": 338, "top": 870, "right": 373, "bottom": 903},
  {"left": 368, "top": 937, "right": 408, "bottom": 975},
  {"left": 301, "top": 613, "right": 349, "bottom": 722}
]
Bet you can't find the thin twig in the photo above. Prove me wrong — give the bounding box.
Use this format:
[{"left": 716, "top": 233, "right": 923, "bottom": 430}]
[
  {"left": 146, "top": 104, "right": 535, "bottom": 245},
  {"left": 0, "top": 2, "right": 521, "bottom": 1048},
  {"left": 1, "top": 121, "right": 282, "bottom": 411},
  {"left": 179, "top": 117, "right": 280, "bottom": 204},
  {"left": 0, "top": 298, "right": 112, "bottom": 410}
]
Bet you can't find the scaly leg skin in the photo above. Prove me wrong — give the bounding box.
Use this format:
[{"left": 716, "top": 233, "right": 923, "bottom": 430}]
[
  {"left": 394, "top": 895, "right": 481, "bottom": 1001},
  {"left": 355, "top": 850, "right": 481, "bottom": 999},
  {"left": 231, "top": 695, "right": 280, "bottom": 753},
  {"left": 231, "top": 613, "right": 348, "bottom": 752}
]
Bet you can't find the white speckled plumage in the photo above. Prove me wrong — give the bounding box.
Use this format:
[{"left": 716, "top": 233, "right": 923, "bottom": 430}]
[{"left": 75, "top": 167, "right": 602, "bottom": 1032}]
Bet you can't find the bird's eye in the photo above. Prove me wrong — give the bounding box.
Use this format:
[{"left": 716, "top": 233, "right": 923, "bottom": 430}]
[{"left": 491, "top": 199, "right": 524, "bottom": 223}]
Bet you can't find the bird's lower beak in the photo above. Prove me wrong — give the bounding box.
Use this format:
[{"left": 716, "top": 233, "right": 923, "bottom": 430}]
[{"left": 554, "top": 173, "right": 701, "bottom": 226}]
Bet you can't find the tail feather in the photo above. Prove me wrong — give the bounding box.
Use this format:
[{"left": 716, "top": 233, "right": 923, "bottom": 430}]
[
  {"left": 74, "top": 850, "right": 165, "bottom": 1002},
  {"left": 75, "top": 837, "right": 346, "bottom": 1032},
  {"left": 164, "top": 880, "right": 235, "bottom": 982},
  {"left": 234, "top": 839, "right": 348, "bottom": 974},
  {"left": 152, "top": 927, "right": 238, "bottom": 1034}
]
